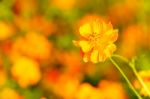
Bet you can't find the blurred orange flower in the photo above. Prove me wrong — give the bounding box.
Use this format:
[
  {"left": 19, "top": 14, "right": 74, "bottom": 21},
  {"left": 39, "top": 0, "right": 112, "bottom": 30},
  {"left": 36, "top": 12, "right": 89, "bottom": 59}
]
[
  {"left": 10, "top": 32, "right": 52, "bottom": 62},
  {"left": 119, "top": 25, "right": 146, "bottom": 58},
  {"left": 57, "top": 77, "right": 79, "bottom": 98},
  {"left": 108, "top": 1, "right": 138, "bottom": 25},
  {"left": 29, "top": 16, "right": 57, "bottom": 36},
  {"left": 11, "top": 57, "right": 41, "bottom": 88},
  {"left": 98, "top": 80, "right": 128, "bottom": 99},
  {"left": 21, "top": 32, "right": 52, "bottom": 61},
  {"left": 51, "top": 0, "right": 76, "bottom": 10},
  {"left": 13, "top": 0, "right": 37, "bottom": 15},
  {"left": 0, "top": 88, "right": 22, "bottom": 99},
  {"left": 74, "top": 16, "right": 118, "bottom": 63},
  {"left": 56, "top": 51, "right": 82, "bottom": 75},
  {"left": 50, "top": 74, "right": 80, "bottom": 99}
]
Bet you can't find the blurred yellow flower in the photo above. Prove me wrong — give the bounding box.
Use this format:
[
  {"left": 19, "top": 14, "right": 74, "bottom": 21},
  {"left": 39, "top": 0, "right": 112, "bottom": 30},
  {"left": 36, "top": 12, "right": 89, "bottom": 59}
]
[
  {"left": 0, "top": 88, "right": 22, "bottom": 99},
  {"left": 134, "top": 70, "right": 150, "bottom": 96},
  {"left": 74, "top": 16, "right": 118, "bottom": 63},
  {"left": 75, "top": 83, "right": 103, "bottom": 99},
  {"left": 75, "top": 80, "right": 127, "bottom": 99},
  {"left": 0, "top": 21, "right": 15, "bottom": 41},
  {"left": 11, "top": 57, "right": 41, "bottom": 88}
]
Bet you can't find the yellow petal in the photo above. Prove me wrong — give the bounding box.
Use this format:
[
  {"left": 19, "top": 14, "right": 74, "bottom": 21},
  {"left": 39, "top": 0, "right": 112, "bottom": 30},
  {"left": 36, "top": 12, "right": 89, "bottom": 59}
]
[
  {"left": 83, "top": 54, "right": 89, "bottom": 62},
  {"left": 99, "top": 54, "right": 104, "bottom": 62},
  {"left": 98, "top": 52, "right": 107, "bottom": 62},
  {"left": 104, "top": 44, "right": 116, "bottom": 57},
  {"left": 102, "top": 22, "right": 112, "bottom": 32},
  {"left": 90, "top": 50, "right": 99, "bottom": 63},
  {"left": 93, "top": 20, "right": 101, "bottom": 34},
  {"left": 104, "top": 29, "right": 118, "bottom": 42},
  {"left": 79, "top": 40, "right": 91, "bottom": 53},
  {"left": 110, "top": 29, "right": 118, "bottom": 42},
  {"left": 79, "top": 23, "right": 92, "bottom": 38}
]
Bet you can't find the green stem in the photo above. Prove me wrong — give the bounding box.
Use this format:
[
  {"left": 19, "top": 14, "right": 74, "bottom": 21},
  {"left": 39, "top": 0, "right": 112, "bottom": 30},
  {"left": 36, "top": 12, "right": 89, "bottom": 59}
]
[
  {"left": 112, "top": 54, "right": 150, "bottom": 97},
  {"left": 130, "top": 64, "right": 150, "bottom": 97},
  {"left": 109, "top": 57, "right": 143, "bottom": 99},
  {"left": 112, "top": 54, "right": 129, "bottom": 63}
]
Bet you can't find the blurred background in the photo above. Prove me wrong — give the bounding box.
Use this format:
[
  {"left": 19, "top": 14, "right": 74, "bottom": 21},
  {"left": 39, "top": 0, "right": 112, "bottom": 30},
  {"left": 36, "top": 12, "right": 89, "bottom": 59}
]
[{"left": 0, "top": 0, "right": 150, "bottom": 99}]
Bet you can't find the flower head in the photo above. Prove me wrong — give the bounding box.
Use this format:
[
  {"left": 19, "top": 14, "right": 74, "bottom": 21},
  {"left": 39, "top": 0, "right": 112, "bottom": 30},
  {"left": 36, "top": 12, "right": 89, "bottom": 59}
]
[{"left": 74, "top": 16, "right": 118, "bottom": 63}]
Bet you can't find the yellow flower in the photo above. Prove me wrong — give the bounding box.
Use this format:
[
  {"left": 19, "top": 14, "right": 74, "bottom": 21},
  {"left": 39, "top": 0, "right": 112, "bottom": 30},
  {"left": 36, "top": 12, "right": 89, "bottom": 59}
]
[
  {"left": 0, "top": 88, "right": 22, "bottom": 99},
  {"left": 11, "top": 57, "right": 41, "bottom": 88},
  {"left": 74, "top": 16, "right": 118, "bottom": 63},
  {"left": 75, "top": 83, "right": 103, "bottom": 99}
]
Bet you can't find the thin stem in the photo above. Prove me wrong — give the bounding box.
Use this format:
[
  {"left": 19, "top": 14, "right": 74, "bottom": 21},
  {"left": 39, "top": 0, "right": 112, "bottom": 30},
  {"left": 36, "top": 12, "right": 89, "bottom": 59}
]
[
  {"left": 109, "top": 57, "right": 143, "bottom": 99},
  {"left": 130, "top": 64, "right": 150, "bottom": 97},
  {"left": 112, "top": 54, "right": 150, "bottom": 97},
  {"left": 112, "top": 54, "right": 129, "bottom": 63}
]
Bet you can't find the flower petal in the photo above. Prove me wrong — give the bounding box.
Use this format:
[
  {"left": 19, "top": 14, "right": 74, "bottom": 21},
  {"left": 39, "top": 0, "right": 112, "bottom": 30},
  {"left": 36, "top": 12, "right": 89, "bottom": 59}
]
[
  {"left": 92, "top": 20, "right": 101, "bottom": 34},
  {"left": 110, "top": 29, "right": 118, "bottom": 42},
  {"left": 79, "top": 40, "right": 92, "bottom": 53},
  {"left": 90, "top": 50, "right": 99, "bottom": 63},
  {"left": 83, "top": 54, "right": 89, "bottom": 62},
  {"left": 104, "top": 44, "right": 116, "bottom": 57},
  {"left": 79, "top": 23, "right": 92, "bottom": 38},
  {"left": 102, "top": 22, "right": 112, "bottom": 32},
  {"left": 98, "top": 53, "right": 105, "bottom": 62},
  {"left": 104, "top": 29, "right": 118, "bottom": 43}
]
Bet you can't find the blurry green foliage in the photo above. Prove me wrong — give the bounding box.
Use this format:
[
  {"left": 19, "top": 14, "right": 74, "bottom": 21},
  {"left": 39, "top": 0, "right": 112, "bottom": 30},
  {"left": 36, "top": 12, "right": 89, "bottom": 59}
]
[{"left": 136, "top": 50, "right": 150, "bottom": 70}]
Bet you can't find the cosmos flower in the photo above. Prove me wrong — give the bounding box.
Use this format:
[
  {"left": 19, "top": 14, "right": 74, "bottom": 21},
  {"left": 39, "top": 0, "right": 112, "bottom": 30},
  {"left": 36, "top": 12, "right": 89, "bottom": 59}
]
[{"left": 74, "top": 16, "right": 118, "bottom": 63}]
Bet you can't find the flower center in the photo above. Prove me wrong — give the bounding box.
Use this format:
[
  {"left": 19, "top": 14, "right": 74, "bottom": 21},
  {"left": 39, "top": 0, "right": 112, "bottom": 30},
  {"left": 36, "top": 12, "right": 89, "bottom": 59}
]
[{"left": 89, "top": 32, "right": 102, "bottom": 49}]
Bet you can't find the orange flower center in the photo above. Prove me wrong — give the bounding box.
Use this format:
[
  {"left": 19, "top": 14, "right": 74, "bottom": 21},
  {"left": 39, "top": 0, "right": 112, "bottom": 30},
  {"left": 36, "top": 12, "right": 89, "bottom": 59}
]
[{"left": 89, "top": 32, "right": 103, "bottom": 49}]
